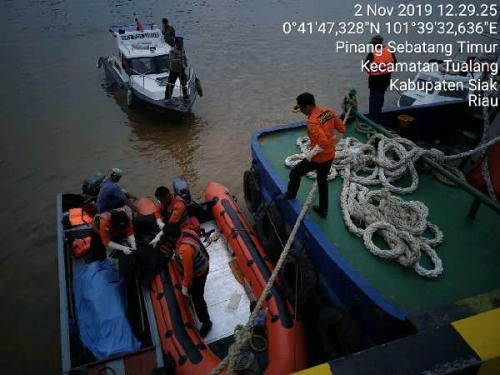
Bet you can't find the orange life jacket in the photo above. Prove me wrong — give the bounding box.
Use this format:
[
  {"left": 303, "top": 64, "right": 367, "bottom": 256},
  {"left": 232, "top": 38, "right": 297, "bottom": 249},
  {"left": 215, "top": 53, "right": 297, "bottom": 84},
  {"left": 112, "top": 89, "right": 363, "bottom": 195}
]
[
  {"left": 175, "top": 229, "right": 209, "bottom": 277},
  {"left": 369, "top": 46, "right": 394, "bottom": 76},
  {"left": 166, "top": 195, "right": 189, "bottom": 228},
  {"left": 92, "top": 208, "right": 132, "bottom": 241},
  {"left": 69, "top": 208, "right": 94, "bottom": 226}
]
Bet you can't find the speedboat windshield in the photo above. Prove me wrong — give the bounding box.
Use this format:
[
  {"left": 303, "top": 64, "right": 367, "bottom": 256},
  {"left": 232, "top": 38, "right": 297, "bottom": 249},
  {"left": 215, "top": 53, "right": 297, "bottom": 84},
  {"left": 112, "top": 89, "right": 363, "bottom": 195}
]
[{"left": 129, "top": 55, "right": 170, "bottom": 75}]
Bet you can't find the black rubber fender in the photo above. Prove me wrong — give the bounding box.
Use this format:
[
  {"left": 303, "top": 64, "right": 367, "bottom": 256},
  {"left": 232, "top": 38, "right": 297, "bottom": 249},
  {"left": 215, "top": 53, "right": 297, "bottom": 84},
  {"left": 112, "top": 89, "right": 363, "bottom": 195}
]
[
  {"left": 278, "top": 246, "right": 317, "bottom": 306},
  {"left": 195, "top": 77, "right": 203, "bottom": 97},
  {"left": 317, "top": 306, "right": 370, "bottom": 360},
  {"left": 243, "top": 168, "right": 261, "bottom": 213},
  {"left": 255, "top": 202, "right": 287, "bottom": 261}
]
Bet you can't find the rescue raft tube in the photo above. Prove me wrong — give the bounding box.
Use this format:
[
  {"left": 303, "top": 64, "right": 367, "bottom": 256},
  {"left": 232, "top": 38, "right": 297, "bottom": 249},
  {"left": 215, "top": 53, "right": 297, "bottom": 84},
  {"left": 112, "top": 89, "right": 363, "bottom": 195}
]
[
  {"left": 205, "top": 181, "right": 308, "bottom": 375},
  {"left": 150, "top": 262, "right": 223, "bottom": 374}
]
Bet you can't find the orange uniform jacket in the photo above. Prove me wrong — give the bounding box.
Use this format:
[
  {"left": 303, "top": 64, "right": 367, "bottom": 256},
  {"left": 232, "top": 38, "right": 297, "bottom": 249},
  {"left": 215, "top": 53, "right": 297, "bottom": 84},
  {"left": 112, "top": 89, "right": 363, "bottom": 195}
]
[
  {"left": 177, "top": 243, "right": 208, "bottom": 288},
  {"left": 307, "top": 107, "right": 346, "bottom": 163},
  {"left": 155, "top": 199, "right": 187, "bottom": 224},
  {"left": 168, "top": 200, "right": 186, "bottom": 224},
  {"left": 92, "top": 216, "right": 134, "bottom": 247}
]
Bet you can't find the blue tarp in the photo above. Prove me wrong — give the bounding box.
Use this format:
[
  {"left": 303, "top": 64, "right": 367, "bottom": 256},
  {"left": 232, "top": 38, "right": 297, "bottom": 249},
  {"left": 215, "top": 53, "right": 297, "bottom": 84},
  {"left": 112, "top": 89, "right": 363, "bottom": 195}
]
[{"left": 73, "top": 260, "right": 141, "bottom": 360}]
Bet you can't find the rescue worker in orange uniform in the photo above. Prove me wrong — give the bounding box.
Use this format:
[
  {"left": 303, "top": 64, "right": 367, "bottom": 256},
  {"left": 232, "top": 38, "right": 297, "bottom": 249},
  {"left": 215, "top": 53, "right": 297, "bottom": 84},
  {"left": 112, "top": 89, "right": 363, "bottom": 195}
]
[
  {"left": 155, "top": 186, "right": 190, "bottom": 228},
  {"left": 364, "top": 34, "right": 397, "bottom": 123},
  {"left": 89, "top": 209, "right": 137, "bottom": 261},
  {"left": 278, "top": 92, "right": 345, "bottom": 217},
  {"left": 149, "top": 186, "right": 200, "bottom": 249},
  {"left": 164, "top": 223, "right": 212, "bottom": 338}
]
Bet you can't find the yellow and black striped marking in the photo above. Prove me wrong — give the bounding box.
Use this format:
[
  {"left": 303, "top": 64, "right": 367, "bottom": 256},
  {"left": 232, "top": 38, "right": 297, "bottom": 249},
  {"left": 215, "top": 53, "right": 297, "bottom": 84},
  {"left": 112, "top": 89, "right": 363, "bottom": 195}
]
[{"left": 294, "top": 308, "right": 500, "bottom": 375}]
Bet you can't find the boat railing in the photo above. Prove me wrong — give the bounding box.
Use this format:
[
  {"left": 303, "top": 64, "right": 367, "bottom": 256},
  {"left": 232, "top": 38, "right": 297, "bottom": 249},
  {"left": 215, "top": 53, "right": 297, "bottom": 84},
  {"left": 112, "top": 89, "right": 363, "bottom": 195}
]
[
  {"left": 163, "top": 65, "right": 195, "bottom": 99},
  {"left": 130, "top": 66, "right": 195, "bottom": 99},
  {"left": 353, "top": 110, "right": 500, "bottom": 215}
]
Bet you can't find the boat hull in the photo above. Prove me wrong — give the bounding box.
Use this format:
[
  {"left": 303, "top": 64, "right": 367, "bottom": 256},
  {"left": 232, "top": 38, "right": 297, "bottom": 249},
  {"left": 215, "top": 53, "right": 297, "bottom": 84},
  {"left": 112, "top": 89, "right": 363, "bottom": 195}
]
[{"left": 99, "top": 57, "right": 196, "bottom": 115}]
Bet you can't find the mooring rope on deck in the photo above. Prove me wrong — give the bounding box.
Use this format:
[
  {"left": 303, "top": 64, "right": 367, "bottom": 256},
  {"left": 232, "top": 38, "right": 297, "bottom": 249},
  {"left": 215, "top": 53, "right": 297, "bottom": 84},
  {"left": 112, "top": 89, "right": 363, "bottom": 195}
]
[
  {"left": 208, "top": 182, "right": 317, "bottom": 375},
  {"left": 287, "top": 133, "right": 447, "bottom": 277},
  {"left": 284, "top": 100, "right": 500, "bottom": 278}
]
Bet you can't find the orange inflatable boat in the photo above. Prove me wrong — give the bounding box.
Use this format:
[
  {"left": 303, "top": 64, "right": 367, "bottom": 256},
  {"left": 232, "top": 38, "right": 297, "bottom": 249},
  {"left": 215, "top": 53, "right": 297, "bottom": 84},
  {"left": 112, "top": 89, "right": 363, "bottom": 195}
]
[
  {"left": 145, "top": 180, "right": 307, "bottom": 374},
  {"left": 205, "top": 181, "right": 307, "bottom": 375}
]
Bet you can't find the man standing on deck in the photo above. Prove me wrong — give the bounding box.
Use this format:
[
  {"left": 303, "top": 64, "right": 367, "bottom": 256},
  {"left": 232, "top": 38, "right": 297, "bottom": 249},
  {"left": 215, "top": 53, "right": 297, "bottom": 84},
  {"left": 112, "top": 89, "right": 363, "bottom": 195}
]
[
  {"left": 164, "top": 223, "right": 213, "bottom": 338},
  {"left": 364, "top": 34, "right": 397, "bottom": 123},
  {"left": 165, "top": 37, "right": 189, "bottom": 101},
  {"left": 277, "top": 93, "right": 345, "bottom": 217},
  {"left": 161, "top": 18, "right": 176, "bottom": 47}
]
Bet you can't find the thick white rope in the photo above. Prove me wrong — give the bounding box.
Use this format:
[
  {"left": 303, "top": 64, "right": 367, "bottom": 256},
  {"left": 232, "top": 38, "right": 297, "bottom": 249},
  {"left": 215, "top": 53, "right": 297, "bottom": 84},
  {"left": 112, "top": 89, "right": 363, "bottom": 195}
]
[
  {"left": 286, "top": 135, "right": 445, "bottom": 278},
  {"left": 208, "top": 182, "right": 317, "bottom": 375},
  {"left": 283, "top": 105, "right": 500, "bottom": 278}
]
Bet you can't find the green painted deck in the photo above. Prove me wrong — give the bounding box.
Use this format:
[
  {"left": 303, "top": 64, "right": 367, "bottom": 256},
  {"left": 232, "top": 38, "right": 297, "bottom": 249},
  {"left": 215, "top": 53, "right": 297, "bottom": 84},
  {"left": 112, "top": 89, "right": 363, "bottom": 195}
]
[{"left": 258, "top": 123, "right": 500, "bottom": 314}]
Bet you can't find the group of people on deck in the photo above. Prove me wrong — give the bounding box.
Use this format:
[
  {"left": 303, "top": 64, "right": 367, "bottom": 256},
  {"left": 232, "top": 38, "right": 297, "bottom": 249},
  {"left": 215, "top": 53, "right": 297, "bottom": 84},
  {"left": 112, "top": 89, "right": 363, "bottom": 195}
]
[{"left": 88, "top": 167, "right": 213, "bottom": 338}]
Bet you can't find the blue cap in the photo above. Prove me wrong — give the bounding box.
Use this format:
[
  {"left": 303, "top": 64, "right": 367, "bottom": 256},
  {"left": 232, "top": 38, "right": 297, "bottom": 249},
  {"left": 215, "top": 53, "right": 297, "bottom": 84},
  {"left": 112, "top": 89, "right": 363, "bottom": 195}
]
[{"left": 175, "top": 36, "right": 184, "bottom": 42}]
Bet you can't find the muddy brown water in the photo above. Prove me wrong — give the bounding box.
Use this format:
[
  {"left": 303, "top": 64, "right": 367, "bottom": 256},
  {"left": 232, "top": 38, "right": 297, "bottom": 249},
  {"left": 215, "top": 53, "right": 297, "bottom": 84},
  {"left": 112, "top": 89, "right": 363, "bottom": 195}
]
[{"left": 0, "top": 0, "right": 494, "bottom": 372}]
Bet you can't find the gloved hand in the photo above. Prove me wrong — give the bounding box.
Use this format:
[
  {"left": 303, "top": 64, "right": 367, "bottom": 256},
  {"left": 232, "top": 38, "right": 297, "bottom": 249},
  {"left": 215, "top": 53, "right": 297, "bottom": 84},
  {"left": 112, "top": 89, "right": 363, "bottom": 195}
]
[
  {"left": 156, "top": 219, "right": 165, "bottom": 230},
  {"left": 304, "top": 145, "right": 323, "bottom": 161},
  {"left": 127, "top": 235, "right": 137, "bottom": 250},
  {"left": 121, "top": 247, "right": 133, "bottom": 255},
  {"left": 149, "top": 231, "right": 163, "bottom": 247},
  {"left": 108, "top": 241, "right": 133, "bottom": 255},
  {"left": 181, "top": 286, "right": 189, "bottom": 297}
]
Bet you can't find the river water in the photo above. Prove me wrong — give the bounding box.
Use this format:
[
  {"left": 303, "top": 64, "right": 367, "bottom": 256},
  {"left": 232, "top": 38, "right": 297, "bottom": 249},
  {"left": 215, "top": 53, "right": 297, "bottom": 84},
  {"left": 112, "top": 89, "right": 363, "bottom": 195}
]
[{"left": 0, "top": 0, "right": 496, "bottom": 373}]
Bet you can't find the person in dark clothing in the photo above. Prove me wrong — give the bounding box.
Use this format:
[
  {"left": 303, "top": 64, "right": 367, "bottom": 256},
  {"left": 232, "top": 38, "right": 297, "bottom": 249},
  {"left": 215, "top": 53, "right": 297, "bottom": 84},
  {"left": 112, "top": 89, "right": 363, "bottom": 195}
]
[
  {"left": 161, "top": 18, "right": 176, "bottom": 47},
  {"left": 364, "top": 35, "right": 397, "bottom": 123},
  {"left": 165, "top": 37, "right": 189, "bottom": 101}
]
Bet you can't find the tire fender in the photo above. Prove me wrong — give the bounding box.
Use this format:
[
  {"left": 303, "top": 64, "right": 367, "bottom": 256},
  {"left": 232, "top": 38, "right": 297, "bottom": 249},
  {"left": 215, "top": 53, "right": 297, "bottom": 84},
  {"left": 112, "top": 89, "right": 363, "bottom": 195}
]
[
  {"left": 243, "top": 168, "right": 261, "bottom": 213},
  {"left": 255, "top": 202, "right": 287, "bottom": 261},
  {"left": 278, "top": 245, "right": 317, "bottom": 306}
]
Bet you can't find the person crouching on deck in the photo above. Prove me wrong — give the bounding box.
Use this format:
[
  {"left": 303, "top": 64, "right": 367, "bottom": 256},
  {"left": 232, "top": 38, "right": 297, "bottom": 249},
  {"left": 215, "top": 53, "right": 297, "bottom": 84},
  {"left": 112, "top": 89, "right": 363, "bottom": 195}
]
[
  {"left": 165, "top": 223, "right": 213, "bottom": 338},
  {"left": 89, "top": 209, "right": 137, "bottom": 272},
  {"left": 278, "top": 92, "right": 345, "bottom": 217}
]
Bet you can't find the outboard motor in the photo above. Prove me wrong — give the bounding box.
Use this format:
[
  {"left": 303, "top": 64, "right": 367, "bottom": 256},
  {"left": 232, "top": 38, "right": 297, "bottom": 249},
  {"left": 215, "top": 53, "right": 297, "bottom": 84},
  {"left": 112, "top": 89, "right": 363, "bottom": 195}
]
[
  {"left": 173, "top": 177, "right": 192, "bottom": 203},
  {"left": 82, "top": 172, "right": 105, "bottom": 197}
]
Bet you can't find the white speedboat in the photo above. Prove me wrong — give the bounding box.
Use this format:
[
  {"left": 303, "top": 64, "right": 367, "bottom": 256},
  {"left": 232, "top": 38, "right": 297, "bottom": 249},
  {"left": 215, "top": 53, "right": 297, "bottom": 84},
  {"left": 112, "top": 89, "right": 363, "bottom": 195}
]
[{"left": 98, "top": 25, "right": 198, "bottom": 114}]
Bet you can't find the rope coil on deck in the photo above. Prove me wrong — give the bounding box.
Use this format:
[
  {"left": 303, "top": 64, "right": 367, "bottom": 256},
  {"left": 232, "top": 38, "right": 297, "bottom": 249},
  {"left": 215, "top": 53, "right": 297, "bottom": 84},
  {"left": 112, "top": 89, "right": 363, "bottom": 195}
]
[
  {"left": 284, "top": 98, "right": 500, "bottom": 278},
  {"left": 287, "top": 133, "right": 447, "bottom": 277}
]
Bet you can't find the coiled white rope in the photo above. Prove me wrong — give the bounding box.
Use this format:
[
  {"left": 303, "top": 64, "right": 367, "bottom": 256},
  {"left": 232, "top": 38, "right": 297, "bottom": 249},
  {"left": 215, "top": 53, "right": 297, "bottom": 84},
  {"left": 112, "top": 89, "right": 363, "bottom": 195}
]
[{"left": 284, "top": 107, "right": 500, "bottom": 278}]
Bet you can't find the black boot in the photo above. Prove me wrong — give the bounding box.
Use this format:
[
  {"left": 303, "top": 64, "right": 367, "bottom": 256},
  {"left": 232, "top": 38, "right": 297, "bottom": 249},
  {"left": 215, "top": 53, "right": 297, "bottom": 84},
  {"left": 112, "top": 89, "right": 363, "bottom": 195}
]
[
  {"left": 200, "top": 320, "right": 213, "bottom": 338},
  {"left": 312, "top": 205, "right": 328, "bottom": 217},
  {"left": 275, "top": 192, "right": 295, "bottom": 201}
]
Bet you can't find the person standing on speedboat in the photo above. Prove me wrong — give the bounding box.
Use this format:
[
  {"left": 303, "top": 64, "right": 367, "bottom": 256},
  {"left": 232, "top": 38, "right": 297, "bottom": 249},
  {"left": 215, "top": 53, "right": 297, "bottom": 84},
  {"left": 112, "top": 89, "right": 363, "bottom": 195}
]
[
  {"left": 364, "top": 34, "right": 397, "bottom": 123},
  {"left": 161, "top": 18, "right": 176, "bottom": 47},
  {"left": 165, "top": 37, "right": 189, "bottom": 102}
]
